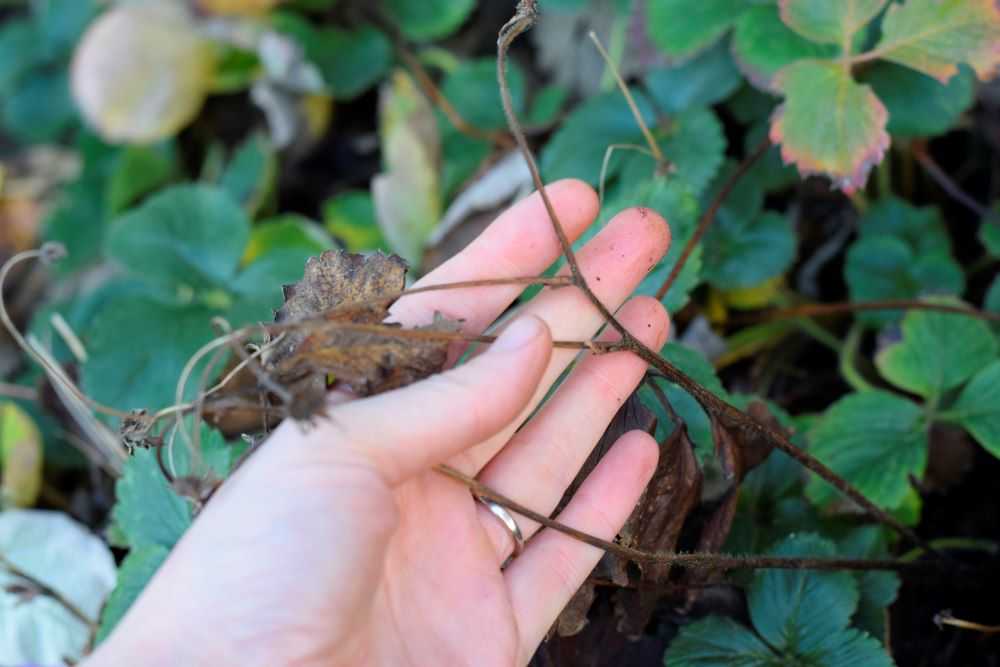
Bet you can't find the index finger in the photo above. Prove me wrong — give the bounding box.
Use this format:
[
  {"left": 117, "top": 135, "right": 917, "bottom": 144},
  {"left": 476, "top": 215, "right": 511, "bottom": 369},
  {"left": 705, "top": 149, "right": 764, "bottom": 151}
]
[{"left": 388, "top": 178, "right": 598, "bottom": 334}]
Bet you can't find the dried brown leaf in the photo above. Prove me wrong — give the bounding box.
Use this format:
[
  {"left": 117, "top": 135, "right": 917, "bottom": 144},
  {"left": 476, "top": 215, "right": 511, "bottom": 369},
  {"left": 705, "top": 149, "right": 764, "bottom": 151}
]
[{"left": 266, "top": 249, "right": 460, "bottom": 411}]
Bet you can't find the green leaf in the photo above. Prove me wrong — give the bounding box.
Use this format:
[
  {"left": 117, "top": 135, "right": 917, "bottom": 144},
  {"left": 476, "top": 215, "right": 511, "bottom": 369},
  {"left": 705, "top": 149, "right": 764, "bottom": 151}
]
[
  {"left": 1, "top": 68, "right": 77, "bottom": 143},
  {"left": 35, "top": 0, "right": 97, "bottom": 61},
  {"left": 861, "top": 62, "right": 975, "bottom": 138},
  {"left": 750, "top": 534, "right": 859, "bottom": 651},
  {"left": 324, "top": 190, "right": 388, "bottom": 252},
  {"left": 95, "top": 544, "right": 169, "bottom": 644},
  {"left": 857, "top": 197, "right": 951, "bottom": 254},
  {"left": 525, "top": 84, "right": 569, "bottom": 126},
  {"left": 110, "top": 448, "right": 192, "bottom": 549},
  {"left": 840, "top": 526, "right": 899, "bottom": 640},
  {"left": 244, "top": 215, "right": 332, "bottom": 265},
  {"left": 947, "top": 361, "right": 1000, "bottom": 458},
  {"left": 876, "top": 302, "right": 998, "bottom": 399},
  {"left": 732, "top": 6, "right": 839, "bottom": 91},
  {"left": 643, "top": 40, "right": 742, "bottom": 113},
  {"left": 106, "top": 185, "right": 250, "bottom": 291},
  {"left": 807, "top": 391, "right": 927, "bottom": 510},
  {"left": 0, "top": 20, "right": 40, "bottom": 93},
  {"left": 619, "top": 107, "right": 726, "bottom": 198},
  {"left": 541, "top": 88, "right": 655, "bottom": 185},
  {"left": 219, "top": 133, "right": 277, "bottom": 216},
  {"left": 874, "top": 0, "right": 1000, "bottom": 83},
  {"left": 664, "top": 616, "right": 779, "bottom": 666},
  {"left": 640, "top": 340, "right": 728, "bottom": 457},
  {"left": 272, "top": 14, "right": 391, "bottom": 99},
  {"left": 981, "top": 217, "right": 1000, "bottom": 258},
  {"left": 617, "top": 178, "right": 703, "bottom": 312},
  {"left": 82, "top": 295, "right": 220, "bottom": 413},
  {"left": 844, "top": 236, "right": 964, "bottom": 324},
  {"left": 771, "top": 61, "right": 889, "bottom": 193},
  {"left": 107, "top": 143, "right": 177, "bottom": 214},
  {"left": 646, "top": 0, "right": 746, "bottom": 59},
  {"left": 779, "top": 0, "right": 888, "bottom": 46},
  {"left": 382, "top": 0, "right": 475, "bottom": 41},
  {"left": 442, "top": 58, "right": 525, "bottom": 130},
  {"left": 668, "top": 533, "right": 895, "bottom": 666},
  {"left": 704, "top": 211, "right": 796, "bottom": 290}
]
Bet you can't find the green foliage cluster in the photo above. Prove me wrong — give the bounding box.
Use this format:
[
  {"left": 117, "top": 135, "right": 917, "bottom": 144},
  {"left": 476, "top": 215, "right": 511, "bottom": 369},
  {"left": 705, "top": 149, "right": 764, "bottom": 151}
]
[{"left": 1, "top": 0, "right": 999, "bottom": 664}]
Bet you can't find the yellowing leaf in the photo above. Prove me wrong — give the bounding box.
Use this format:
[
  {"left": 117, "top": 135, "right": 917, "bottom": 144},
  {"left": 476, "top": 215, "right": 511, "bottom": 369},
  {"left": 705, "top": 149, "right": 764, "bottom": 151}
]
[
  {"left": 198, "top": 0, "right": 283, "bottom": 15},
  {"left": 71, "top": 4, "right": 216, "bottom": 143},
  {"left": 770, "top": 61, "right": 889, "bottom": 193},
  {"left": 874, "top": 0, "right": 1000, "bottom": 82},
  {"left": 0, "top": 402, "right": 42, "bottom": 508},
  {"left": 779, "top": 0, "right": 888, "bottom": 46},
  {"left": 372, "top": 70, "right": 441, "bottom": 268}
]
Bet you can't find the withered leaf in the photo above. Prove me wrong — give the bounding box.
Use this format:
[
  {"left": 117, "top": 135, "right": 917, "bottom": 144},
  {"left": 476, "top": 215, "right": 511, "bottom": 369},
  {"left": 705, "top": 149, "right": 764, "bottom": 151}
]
[
  {"left": 682, "top": 400, "right": 781, "bottom": 607},
  {"left": 266, "top": 249, "right": 461, "bottom": 409},
  {"left": 271, "top": 249, "right": 407, "bottom": 362},
  {"left": 552, "top": 391, "right": 702, "bottom": 639}
]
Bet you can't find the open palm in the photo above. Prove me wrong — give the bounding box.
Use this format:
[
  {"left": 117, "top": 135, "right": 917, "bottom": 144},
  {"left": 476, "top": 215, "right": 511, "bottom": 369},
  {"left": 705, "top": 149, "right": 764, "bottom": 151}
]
[{"left": 86, "top": 180, "right": 671, "bottom": 667}]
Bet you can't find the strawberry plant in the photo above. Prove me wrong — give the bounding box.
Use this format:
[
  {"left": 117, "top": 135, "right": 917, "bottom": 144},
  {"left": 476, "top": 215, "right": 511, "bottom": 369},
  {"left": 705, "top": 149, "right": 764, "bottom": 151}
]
[{"left": 0, "top": 1, "right": 999, "bottom": 665}]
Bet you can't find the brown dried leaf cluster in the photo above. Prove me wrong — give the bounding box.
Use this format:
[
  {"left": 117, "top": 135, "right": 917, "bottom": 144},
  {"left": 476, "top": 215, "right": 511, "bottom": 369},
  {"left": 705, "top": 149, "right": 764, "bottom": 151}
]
[
  {"left": 549, "top": 391, "right": 782, "bottom": 643},
  {"left": 209, "top": 250, "right": 461, "bottom": 426}
]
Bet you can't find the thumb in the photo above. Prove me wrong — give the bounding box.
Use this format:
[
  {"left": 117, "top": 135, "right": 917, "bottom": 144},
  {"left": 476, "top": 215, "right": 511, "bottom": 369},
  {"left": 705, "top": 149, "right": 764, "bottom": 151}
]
[{"left": 280, "top": 315, "right": 553, "bottom": 485}]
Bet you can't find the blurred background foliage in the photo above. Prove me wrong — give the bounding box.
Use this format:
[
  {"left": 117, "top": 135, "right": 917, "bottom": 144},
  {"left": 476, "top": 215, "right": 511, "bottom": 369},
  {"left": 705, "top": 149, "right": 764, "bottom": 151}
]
[{"left": 1, "top": 1, "right": 1000, "bottom": 665}]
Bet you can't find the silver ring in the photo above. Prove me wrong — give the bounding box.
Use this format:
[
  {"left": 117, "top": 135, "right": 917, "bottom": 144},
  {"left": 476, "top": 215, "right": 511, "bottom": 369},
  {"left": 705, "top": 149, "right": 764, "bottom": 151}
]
[{"left": 475, "top": 495, "right": 525, "bottom": 563}]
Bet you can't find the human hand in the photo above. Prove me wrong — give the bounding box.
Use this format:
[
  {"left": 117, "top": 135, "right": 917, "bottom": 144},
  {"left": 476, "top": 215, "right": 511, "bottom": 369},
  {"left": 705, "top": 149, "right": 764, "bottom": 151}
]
[{"left": 85, "top": 180, "right": 671, "bottom": 667}]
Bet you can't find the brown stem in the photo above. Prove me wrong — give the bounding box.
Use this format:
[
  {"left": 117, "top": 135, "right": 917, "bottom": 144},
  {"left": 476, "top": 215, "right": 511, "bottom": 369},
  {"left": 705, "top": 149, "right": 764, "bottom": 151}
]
[
  {"left": 436, "top": 464, "right": 929, "bottom": 573},
  {"left": 655, "top": 138, "right": 770, "bottom": 301},
  {"left": 364, "top": 7, "right": 514, "bottom": 150},
  {"left": 496, "top": 2, "right": 938, "bottom": 557},
  {"left": 0, "top": 553, "right": 97, "bottom": 633},
  {"left": 0, "top": 381, "right": 38, "bottom": 401},
  {"left": 912, "top": 141, "right": 989, "bottom": 218},
  {"left": 753, "top": 299, "right": 1000, "bottom": 323}
]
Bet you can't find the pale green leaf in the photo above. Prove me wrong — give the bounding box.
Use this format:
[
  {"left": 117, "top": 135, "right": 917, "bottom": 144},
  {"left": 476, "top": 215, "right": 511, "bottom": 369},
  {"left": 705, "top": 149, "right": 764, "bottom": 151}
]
[
  {"left": 779, "top": 0, "right": 888, "bottom": 46},
  {"left": 0, "top": 510, "right": 116, "bottom": 665},
  {"left": 874, "top": 0, "right": 1000, "bottom": 82},
  {"left": 372, "top": 70, "right": 441, "bottom": 268},
  {"left": 807, "top": 391, "right": 927, "bottom": 510},
  {"left": 771, "top": 61, "right": 889, "bottom": 192},
  {"left": 876, "top": 302, "right": 997, "bottom": 399}
]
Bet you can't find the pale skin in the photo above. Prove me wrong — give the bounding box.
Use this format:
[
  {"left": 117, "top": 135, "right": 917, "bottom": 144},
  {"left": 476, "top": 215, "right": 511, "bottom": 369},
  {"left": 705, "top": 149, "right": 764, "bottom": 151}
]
[{"left": 85, "top": 179, "right": 672, "bottom": 667}]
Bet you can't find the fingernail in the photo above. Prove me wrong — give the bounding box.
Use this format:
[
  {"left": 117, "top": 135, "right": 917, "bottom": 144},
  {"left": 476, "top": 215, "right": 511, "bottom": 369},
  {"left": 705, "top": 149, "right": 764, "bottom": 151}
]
[{"left": 491, "top": 317, "right": 543, "bottom": 353}]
